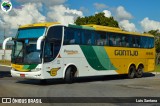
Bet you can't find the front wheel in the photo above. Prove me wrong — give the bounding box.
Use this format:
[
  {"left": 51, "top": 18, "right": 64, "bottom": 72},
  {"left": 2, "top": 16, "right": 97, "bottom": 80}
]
[
  {"left": 135, "top": 66, "right": 143, "bottom": 78},
  {"left": 128, "top": 65, "right": 136, "bottom": 79},
  {"left": 65, "top": 67, "right": 75, "bottom": 84}
]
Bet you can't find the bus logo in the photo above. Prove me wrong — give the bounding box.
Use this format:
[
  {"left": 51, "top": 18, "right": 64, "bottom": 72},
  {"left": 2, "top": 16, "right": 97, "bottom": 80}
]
[
  {"left": 1, "top": 0, "right": 12, "bottom": 12},
  {"left": 64, "top": 49, "right": 79, "bottom": 55}
]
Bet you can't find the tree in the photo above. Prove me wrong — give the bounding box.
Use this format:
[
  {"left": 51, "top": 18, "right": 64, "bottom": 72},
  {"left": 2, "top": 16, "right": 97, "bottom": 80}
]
[
  {"left": 147, "top": 30, "right": 160, "bottom": 53},
  {"left": 75, "top": 12, "right": 119, "bottom": 28}
]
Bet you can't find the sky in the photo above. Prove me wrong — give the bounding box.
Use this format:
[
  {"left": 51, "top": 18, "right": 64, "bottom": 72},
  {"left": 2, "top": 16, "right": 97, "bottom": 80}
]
[{"left": 0, "top": 0, "right": 160, "bottom": 42}]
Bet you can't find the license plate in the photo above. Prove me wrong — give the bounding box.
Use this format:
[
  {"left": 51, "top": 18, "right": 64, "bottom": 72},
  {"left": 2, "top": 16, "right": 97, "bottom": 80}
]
[{"left": 20, "top": 74, "right": 25, "bottom": 77}]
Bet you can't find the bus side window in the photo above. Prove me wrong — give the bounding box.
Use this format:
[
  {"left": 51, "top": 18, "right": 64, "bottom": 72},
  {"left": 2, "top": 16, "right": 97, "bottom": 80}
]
[
  {"left": 87, "top": 31, "right": 95, "bottom": 45},
  {"left": 96, "top": 31, "right": 107, "bottom": 46},
  {"left": 127, "top": 35, "right": 133, "bottom": 47},
  {"left": 74, "top": 30, "right": 81, "bottom": 44},
  {"left": 115, "top": 35, "right": 122, "bottom": 46},
  {"left": 148, "top": 37, "right": 154, "bottom": 48},
  {"left": 109, "top": 34, "right": 114, "bottom": 46},
  {"left": 84, "top": 30, "right": 94, "bottom": 45},
  {"left": 64, "top": 27, "right": 74, "bottom": 44},
  {"left": 121, "top": 35, "right": 126, "bottom": 47},
  {"left": 132, "top": 36, "right": 139, "bottom": 47},
  {"left": 136, "top": 37, "right": 140, "bottom": 48}
]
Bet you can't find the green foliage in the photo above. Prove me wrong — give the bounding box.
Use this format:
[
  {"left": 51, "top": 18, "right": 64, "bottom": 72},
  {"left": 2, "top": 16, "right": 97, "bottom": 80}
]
[
  {"left": 147, "top": 30, "right": 160, "bottom": 52},
  {"left": 75, "top": 12, "right": 119, "bottom": 28}
]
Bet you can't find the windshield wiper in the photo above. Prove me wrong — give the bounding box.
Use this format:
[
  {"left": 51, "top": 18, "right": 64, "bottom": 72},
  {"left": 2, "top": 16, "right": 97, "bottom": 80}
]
[{"left": 14, "top": 46, "right": 23, "bottom": 63}]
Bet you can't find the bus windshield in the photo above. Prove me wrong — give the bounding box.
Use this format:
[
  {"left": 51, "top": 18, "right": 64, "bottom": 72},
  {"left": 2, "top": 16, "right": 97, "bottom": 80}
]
[
  {"left": 11, "top": 40, "right": 42, "bottom": 64},
  {"left": 17, "top": 27, "right": 46, "bottom": 39},
  {"left": 11, "top": 27, "right": 46, "bottom": 64}
]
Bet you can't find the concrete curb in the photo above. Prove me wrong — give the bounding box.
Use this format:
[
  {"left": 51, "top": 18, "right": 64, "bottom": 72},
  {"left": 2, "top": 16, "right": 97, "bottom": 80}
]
[
  {"left": 151, "top": 72, "right": 160, "bottom": 74},
  {"left": 0, "top": 64, "right": 11, "bottom": 67}
]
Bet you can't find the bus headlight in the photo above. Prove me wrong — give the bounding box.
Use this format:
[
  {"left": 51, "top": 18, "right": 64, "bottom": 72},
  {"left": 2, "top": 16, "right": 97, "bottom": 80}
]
[{"left": 32, "top": 68, "right": 41, "bottom": 72}]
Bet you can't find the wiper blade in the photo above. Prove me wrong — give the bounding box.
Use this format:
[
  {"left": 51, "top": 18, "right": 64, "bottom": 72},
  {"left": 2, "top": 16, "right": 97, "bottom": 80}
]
[{"left": 14, "top": 47, "right": 23, "bottom": 63}]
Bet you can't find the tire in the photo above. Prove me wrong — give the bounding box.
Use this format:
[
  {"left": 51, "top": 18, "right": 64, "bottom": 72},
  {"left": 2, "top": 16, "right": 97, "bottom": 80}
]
[
  {"left": 128, "top": 65, "right": 136, "bottom": 79},
  {"left": 40, "top": 79, "right": 47, "bottom": 84},
  {"left": 65, "top": 67, "right": 75, "bottom": 84},
  {"left": 135, "top": 66, "right": 143, "bottom": 78}
]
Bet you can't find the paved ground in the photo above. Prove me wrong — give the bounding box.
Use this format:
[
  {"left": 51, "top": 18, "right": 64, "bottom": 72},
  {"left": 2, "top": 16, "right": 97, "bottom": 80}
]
[{"left": 0, "top": 65, "right": 160, "bottom": 106}]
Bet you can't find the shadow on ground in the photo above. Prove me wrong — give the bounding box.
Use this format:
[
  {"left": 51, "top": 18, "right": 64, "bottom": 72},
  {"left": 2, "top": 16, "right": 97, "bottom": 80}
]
[
  {"left": 16, "top": 73, "right": 155, "bottom": 86},
  {"left": 0, "top": 71, "right": 11, "bottom": 78}
]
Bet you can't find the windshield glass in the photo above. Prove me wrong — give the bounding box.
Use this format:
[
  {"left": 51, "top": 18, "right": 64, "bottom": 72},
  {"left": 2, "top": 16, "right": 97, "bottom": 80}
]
[
  {"left": 12, "top": 40, "right": 42, "bottom": 64},
  {"left": 17, "top": 27, "right": 45, "bottom": 39},
  {"left": 11, "top": 27, "right": 46, "bottom": 64},
  {"left": 24, "top": 41, "right": 41, "bottom": 64}
]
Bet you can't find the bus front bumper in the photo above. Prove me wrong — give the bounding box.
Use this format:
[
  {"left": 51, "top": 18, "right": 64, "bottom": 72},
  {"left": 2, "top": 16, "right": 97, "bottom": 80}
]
[{"left": 11, "top": 69, "right": 44, "bottom": 79}]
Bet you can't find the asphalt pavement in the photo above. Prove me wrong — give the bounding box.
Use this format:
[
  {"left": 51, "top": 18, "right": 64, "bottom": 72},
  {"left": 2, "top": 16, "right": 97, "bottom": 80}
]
[{"left": 0, "top": 65, "right": 160, "bottom": 106}]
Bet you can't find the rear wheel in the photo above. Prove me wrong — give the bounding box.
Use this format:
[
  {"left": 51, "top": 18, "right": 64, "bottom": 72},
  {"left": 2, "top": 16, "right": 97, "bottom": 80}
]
[
  {"left": 128, "top": 65, "right": 136, "bottom": 79},
  {"left": 65, "top": 67, "right": 76, "bottom": 84},
  {"left": 135, "top": 65, "right": 143, "bottom": 78}
]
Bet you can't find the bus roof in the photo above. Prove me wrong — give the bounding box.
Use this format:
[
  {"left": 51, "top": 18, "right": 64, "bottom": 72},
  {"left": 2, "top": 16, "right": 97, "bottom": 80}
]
[
  {"left": 19, "top": 22, "right": 153, "bottom": 37},
  {"left": 19, "top": 22, "right": 61, "bottom": 28},
  {"left": 83, "top": 24, "right": 154, "bottom": 37}
]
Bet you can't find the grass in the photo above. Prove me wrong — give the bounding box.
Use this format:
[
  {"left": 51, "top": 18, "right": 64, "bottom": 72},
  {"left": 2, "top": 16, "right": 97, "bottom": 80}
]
[
  {"left": 155, "top": 65, "right": 160, "bottom": 72},
  {"left": 0, "top": 60, "right": 11, "bottom": 66}
]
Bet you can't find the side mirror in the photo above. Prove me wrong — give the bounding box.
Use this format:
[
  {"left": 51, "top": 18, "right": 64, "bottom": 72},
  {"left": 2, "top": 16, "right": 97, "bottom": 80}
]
[
  {"left": 3, "top": 37, "right": 13, "bottom": 50},
  {"left": 37, "top": 36, "right": 45, "bottom": 50}
]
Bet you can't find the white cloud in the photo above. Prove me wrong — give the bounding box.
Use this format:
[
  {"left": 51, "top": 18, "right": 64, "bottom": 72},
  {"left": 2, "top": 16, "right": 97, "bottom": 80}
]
[
  {"left": 93, "top": 3, "right": 108, "bottom": 10},
  {"left": 116, "top": 6, "right": 133, "bottom": 20},
  {"left": 0, "top": 3, "right": 46, "bottom": 29},
  {"left": 140, "top": 17, "right": 160, "bottom": 32},
  {"left": 119, "top": 20, "right": 137, "bottom": 32},
  {"left": 47, "top": 5, "right": 83, "bottom": 25},
  {"left": 103, "top": 10, "right": 111, "bottom": 17}
]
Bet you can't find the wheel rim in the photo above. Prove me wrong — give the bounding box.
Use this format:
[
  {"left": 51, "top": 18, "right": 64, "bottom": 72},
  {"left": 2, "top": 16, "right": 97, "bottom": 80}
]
[
  {"left": 137, "top": 67, "right": 143, "bottom": 75},
  {"left": 130, "top": 68, "right": 135, "bottom": 76},
  {"left": 129, "top": 66, "right": 135, "bottom": 78}
]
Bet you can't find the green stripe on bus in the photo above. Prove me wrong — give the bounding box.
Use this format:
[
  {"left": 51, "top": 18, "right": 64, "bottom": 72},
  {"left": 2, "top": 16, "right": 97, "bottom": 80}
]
[
  {"left": 23, "top": 64, "right": 38, "bottom": 70},
  {"left": 80, "top": 46, "right": 117, "bottom": 71},
  {"left": 92, "top": 46, "right": 117, "bottom": 70},
  {"left": 80, "top": 45, "right": 106, "bottom": 70}
]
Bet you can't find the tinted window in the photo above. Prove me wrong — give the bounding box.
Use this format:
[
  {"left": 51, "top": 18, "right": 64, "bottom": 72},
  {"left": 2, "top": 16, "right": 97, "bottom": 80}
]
[
  {"left": 109, "top": 32, "right": 121, "bottom": 46},
  {"left": 140, "top": 36, "right": 148, "bottom": 48},
  {"left": 96, "top": 31, "right": 108, "bottom": 46},
  {"left": 148, "top": 37, "right": 154, "bottom": 48},
  {"left": 17, "top": 27, "right": 45, "bottom": 38},
  {"left": 64, "top": 27, "right": 82, "bottom": 45},
  {"left": 132, "top": 36, "right": 140, "bottom": 48},
  {"left": 44, "top": 26, "right": 62, "bottom": 62},
  {"left": 47, "top": 26, "right": 62, "bottom": 40},
  {"left": 82, "top": 30, "right": 95, "bottom": 45}
]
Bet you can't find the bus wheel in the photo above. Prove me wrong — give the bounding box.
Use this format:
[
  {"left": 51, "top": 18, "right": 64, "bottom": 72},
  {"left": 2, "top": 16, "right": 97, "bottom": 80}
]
[
  {"left": 65, "top": 67, "right": 76, "bottom": 84},
  {"left": 128, "top": 65, "right": 136, "bottom": 79},
  {"left": 135, "top": 65, "right": 143, "bottom": 78},
  {"left": 40, "top": 79, "right": 47, "bottom": 84}
]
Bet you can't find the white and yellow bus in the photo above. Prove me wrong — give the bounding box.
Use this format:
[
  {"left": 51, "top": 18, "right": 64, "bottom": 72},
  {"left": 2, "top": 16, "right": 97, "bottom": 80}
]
[{"left": 3, "top": 22, "right": 155, "bottom": 83}]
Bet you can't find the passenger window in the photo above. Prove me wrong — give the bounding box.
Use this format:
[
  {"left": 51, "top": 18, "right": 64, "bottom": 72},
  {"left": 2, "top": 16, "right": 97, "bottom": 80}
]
[
  {"left": 96, "top": 31, "right": 107, "bottom": 46},
  {"left": 109, "top": 33, "right": 121, "bottom": 46},
  {"left": 121, "top": 35, "right": 127, "bottom": 47},
  {"left": 148, "top": 37, "right": 154, "bottom": 48},
  {"left": 140, "top": 36, "right": 148, "bottom": 48},
  {"left": 64, "top": 27, "right": 82, "bottom": 45},
  {"left": 109, "top": 33, "right": 115, "bottom": 46},
  {"left": 82, "top": 30, "right": 95, "bottom": 45},
  {"left": 132, "top": 36, "right": 140, "bottom": 48}
]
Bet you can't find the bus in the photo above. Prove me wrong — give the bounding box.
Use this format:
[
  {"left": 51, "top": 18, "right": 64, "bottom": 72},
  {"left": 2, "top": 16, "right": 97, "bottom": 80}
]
[{"left": 3, "top": 22, "right": 155, "bottom": 83}]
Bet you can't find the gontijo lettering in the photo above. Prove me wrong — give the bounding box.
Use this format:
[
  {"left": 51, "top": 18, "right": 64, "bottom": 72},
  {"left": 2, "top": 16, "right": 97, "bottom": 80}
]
[{"left": 115, "top": 50, "right": 138, "bottom": 56}]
